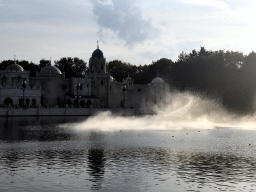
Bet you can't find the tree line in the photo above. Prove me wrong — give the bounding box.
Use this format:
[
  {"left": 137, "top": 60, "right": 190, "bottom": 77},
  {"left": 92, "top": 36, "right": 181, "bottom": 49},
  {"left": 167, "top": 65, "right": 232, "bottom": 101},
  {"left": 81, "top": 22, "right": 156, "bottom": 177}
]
[
  {"left": 107, "top": 47, "right": 256, "bottom": 114},
  {"left": 0, "top": 57, "right": 87, "bottom": 78},
  {"left": 1, "top": 47, "right": 256, "bottom": 113}
]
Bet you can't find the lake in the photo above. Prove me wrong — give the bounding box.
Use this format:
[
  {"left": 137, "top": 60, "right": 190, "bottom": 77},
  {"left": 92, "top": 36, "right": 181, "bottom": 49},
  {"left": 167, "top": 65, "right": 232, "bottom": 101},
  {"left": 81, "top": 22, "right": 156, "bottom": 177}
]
[{"left": 1, "top": 115, "right": 256, "bottom": 191}]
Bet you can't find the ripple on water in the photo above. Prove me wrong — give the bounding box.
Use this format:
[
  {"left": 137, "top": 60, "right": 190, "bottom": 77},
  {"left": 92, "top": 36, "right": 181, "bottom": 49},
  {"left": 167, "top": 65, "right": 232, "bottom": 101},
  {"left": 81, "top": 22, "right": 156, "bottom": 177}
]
[{"left": 1, "top": 128, "right": 256, "bottom": 191}]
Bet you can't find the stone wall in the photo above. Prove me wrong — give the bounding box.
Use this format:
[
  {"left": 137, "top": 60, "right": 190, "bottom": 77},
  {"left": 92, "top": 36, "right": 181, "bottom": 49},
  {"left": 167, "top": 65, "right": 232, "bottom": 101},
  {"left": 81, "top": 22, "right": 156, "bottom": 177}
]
[
  {"left": 30, "top": 75, "right": 70, "bottom": 107},
  {"left": 109, "top": 82, "right": 153, "bottom": 110},
  {"left": 0, "top": 87, "right": 41, "bottom": 106}
]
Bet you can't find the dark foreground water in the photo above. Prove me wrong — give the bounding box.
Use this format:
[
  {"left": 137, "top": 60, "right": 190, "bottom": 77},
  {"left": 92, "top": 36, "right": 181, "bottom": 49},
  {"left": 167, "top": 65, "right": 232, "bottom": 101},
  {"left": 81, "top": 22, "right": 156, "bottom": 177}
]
[{"left": 1, "top": 116, "right": 256, "bottom": 191}]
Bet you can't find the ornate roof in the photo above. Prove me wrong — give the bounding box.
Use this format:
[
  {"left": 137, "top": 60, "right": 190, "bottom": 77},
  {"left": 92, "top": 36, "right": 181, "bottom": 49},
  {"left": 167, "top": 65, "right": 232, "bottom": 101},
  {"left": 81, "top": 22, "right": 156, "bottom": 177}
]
[
  {"left": 40, "top": 66, "right": 62, "bottom": 75},
  {"left": 91, "top": 48, "right": 104, "bottom": 59},
  {"left": 151, "top": 77, "right": 165, "bottom": 84},
  {"left": 6, "top": 64, "right": 24, "bottom": 72}
]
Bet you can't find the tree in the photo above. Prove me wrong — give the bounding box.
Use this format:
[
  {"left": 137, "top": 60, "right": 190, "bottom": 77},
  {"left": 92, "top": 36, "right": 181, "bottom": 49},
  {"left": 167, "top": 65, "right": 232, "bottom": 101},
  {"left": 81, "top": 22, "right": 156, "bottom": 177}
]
[
  {"left": 224, "top": 51, "right": 244, "bottom": 68},
  {"left": 0, "top": 59, "right": 40, "bottom": 76},
  {"left": 18, "top": 60, "right": 40, "bottom": 76},
  {"left": 198, "top": 46, "right": 209, "bottom": 57},
  {"left": 54, "top": 57, "right": 87, "bottom": 78},
  {"left": 107, "top": 60, "right": 131, "bottom": 82},
  {"left": 39, "top": 59, "right": 51, "bottom": 70},
  {"left": 177, "top": 51, "right": 189, "bottom": 63},
  {"left": 73, "top": 57, "right": 87, "bottom": 74},
  {"left": 0, "top": 60, "right": 14, "bottom": 70}
]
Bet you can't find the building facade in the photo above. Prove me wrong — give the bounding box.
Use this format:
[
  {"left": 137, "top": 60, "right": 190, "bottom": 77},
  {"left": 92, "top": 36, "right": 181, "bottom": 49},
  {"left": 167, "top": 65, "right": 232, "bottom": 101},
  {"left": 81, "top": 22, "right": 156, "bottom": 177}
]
[
  {"left": 0, "top": 47, "right": 170, "bottom": 112},
  {"left": 0, "top": 63, "right": 41, "bottom": 107}
]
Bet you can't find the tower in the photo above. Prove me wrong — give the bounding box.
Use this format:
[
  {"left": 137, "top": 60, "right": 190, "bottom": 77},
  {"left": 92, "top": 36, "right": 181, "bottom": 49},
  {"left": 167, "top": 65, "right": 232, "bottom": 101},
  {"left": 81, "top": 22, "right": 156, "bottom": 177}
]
[{"left": 89, "top": 42, "right": 106, "bottom": 74}]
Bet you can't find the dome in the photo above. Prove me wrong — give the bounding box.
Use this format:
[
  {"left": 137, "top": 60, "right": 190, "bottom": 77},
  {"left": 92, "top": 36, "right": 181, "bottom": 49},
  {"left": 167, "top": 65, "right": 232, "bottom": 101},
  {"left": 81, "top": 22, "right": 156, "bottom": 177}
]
[
  {"left": 151, "top": 77, "right": 165, "bottom": 84},
  {"left": 92, "top": 48, "right": 104, "bottom": 59},
  {"left": 126, "top": 76, "right": 131, "bottom": 80},
  {"left": 40, "top": 66, "right": 62, "bottom": 75},
  {"left": 110, "top": 76, "right": 117, "bottom": 82},
  {"left": 6, "top": 64, "right": 24, "bottom": 72}
]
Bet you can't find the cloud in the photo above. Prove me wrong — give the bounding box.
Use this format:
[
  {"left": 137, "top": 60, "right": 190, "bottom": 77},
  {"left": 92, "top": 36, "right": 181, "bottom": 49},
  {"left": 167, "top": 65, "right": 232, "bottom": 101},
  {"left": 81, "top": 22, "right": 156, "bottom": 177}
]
[
  {"left": 140, "top": 41, "right": 176, "bottom": 62},
  {"left": 181, "top": 0, "right": 229, "bottom": 9},
  {"left": 91, "top": 0, "right": 159, "bottom": 47},
  {"left": 0, "top": 0, "right": 93, "bottom": 25},
  {"left": 0, "top": 0, "right": 98, "bottom": 63},
  {"left": 140, "top": 40, "right": 205, "bottom": 63}
]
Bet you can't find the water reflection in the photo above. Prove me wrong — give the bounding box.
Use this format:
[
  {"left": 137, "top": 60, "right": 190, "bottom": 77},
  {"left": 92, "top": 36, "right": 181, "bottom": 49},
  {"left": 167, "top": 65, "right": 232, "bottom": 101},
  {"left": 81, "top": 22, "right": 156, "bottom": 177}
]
[
  {"left": 87, "top": 149, "right": 105, "bottom": 190},
  {"left": 1, "top": 144, "right": 256, "bottom": 191},
  {"left": 0, "top": 116, "right": 85, "bottom": 141},
  {"left": 0, "top": 125, "right": 71, "bottom": 141}
]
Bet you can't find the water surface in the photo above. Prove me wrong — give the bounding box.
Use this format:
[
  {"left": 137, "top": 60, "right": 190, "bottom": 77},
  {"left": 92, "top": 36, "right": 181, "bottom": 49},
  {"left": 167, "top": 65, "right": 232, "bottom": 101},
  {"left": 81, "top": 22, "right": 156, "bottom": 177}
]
[{"left": 1, "top": 116, "right": 256, "bottom": 191}]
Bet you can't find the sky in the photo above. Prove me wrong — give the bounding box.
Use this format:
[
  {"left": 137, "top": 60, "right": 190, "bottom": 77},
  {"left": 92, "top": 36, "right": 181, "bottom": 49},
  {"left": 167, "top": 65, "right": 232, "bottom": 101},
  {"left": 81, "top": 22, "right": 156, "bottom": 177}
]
[{"left": 0, "top": 0, "right": 256, "bottom": 65}]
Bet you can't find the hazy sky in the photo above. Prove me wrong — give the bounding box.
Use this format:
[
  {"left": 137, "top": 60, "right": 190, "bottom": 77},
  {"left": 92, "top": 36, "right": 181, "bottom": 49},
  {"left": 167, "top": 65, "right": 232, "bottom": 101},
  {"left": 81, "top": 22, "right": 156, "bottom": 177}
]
[{"left": 0, "top": 0, "right": 255, "bottom": 65}]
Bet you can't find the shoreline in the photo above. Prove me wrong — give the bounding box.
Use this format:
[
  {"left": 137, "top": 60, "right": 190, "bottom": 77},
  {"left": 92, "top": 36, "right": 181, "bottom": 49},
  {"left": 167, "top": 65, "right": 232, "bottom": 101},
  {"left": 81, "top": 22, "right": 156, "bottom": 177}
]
[{"left": 0, "top": 107, "right": 154, "bottom": 117}]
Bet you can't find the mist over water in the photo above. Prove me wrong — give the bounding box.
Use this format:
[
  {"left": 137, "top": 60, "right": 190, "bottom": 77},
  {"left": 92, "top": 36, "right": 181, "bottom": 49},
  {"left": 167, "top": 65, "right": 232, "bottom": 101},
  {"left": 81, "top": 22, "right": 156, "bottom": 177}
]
[
  {"left": 70, "top": 91, "right": 256, "bottom": 132},
  {"left": 2, "top": 92, "right": 256, "bottom": 192}
]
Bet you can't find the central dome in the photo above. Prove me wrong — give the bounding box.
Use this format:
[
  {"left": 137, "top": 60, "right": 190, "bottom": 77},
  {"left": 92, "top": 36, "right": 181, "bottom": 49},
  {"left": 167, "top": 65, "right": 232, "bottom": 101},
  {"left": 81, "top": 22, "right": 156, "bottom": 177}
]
[
  {"left": 6, "top": 64, "right": 24, "bottom": 72},
  {"left": 92, "top": 48, "right": 104, "bottom": 59},
  {"left": 151, "top": 77, "right": 165, "bottom": 84},
  {"left": 40, "top": 66, "right": 62, "bottom": 75}
]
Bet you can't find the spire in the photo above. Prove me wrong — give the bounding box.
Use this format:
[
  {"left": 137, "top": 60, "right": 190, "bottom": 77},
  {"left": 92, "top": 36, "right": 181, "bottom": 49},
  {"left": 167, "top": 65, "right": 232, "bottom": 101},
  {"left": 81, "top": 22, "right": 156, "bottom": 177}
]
[
  {"left": 97, "top": 40, "right": 99, "bottom": 49},
  {"left": 14, "top": 55, "right": 16, "bottom": 64}
]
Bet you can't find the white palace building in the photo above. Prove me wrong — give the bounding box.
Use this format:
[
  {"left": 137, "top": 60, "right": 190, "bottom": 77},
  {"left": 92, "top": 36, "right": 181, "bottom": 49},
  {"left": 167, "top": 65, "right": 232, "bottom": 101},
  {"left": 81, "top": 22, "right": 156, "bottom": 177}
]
[{"left": 0, "top": 47, "right": 169, "bottom": 116}]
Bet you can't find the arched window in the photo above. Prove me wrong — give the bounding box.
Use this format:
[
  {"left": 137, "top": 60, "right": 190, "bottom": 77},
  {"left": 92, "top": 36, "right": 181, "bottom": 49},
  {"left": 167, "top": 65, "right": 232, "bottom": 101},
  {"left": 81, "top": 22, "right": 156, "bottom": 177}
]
[
  {"left": 66, "top": 99, "right": 71, "bottom": 107},
  {"left": 41, "top": 95, "right": 45, "bottom": 106},
  {"left": 57, "top": 97, "right": 60, "bottom": 106},
  {"left": 86, "top": 100, "right": 92, "bottom": 108},
  {"left": 93, "top": 100, "right": 99, "bottom": 108},
  {"left": 80, "top": 100, "right": 85, "bottom": 108},
  {"left": 2, "top": 76, "right": 7, "bottom": 85},
  {"left": 19, "top": 98, "right": 23, "bottom": 106},
  {"left": 4, "top": 97, "right": 13, "bottom": 107},
  {"left": 32, "top": 99, "right": 36, "bottom": 107},
  {"left": 26, "top": 98, "right": 30, "bottom": 107},
  {"left": 74, "top": 99, "right": 78, "bottom": 106}
]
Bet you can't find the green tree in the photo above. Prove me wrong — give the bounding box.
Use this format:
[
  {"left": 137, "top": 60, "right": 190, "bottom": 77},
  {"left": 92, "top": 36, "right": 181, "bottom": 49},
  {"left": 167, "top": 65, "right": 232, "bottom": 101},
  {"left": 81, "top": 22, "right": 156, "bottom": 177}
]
[
  {"left": 39, "top": 59, "right": 51, "bottom": 70},
  {"left": 107, "top": 60, "right": 131, "bottom": 82},
  {"left": 18, "top": 60, "right": 40, "bottom": 76},
  {"left": 54, "top": 57, "right": 87, "bottom": 78},
  {"left": 0, "top": 60, "right": 14, "bottom": 70}
]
